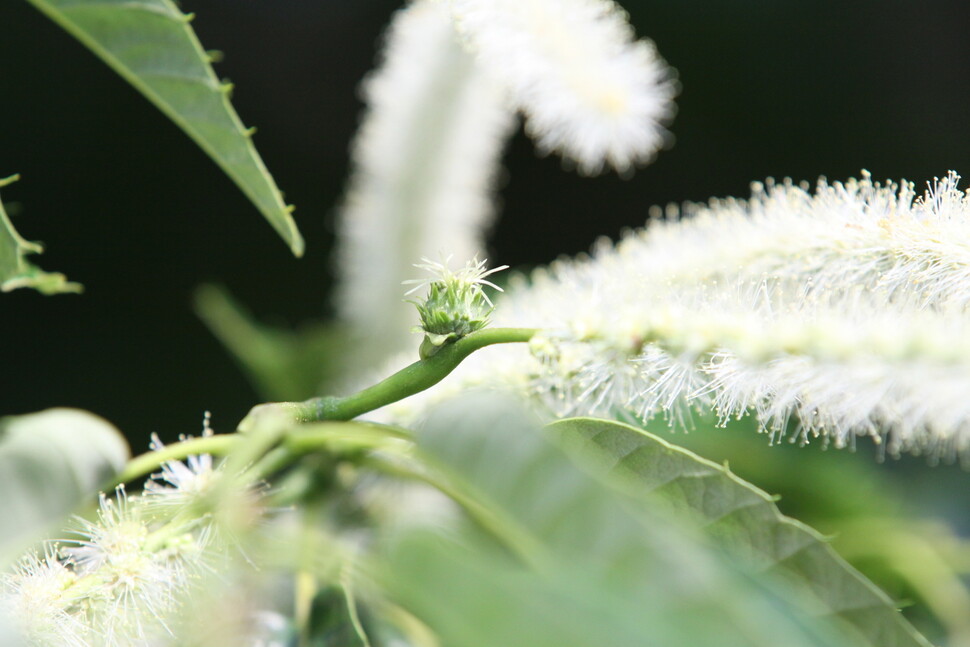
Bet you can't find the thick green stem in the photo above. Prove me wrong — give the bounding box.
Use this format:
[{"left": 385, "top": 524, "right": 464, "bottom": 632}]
[
  {"left": 247, "top": 422, "right": 408, "bottom": 482},
  {"left": 115, "top": 327, "right": 537, "bottom": 487},
  {"left": 296, "top": 327, "right": 536, "bottom": 422}
]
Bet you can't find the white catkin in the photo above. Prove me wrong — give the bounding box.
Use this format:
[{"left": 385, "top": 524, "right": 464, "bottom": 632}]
[
  {"left": 377, "top": 172, "right": 970, "bottom": 460},
  {"left": 447, "top": 0, "right": 676, "bottom": 174},
  {"left": 335, "top": 0, "right": 516, "bottom": 370},
  {"left": 629, "top": 171, "right": 970, "bottom": 308}
]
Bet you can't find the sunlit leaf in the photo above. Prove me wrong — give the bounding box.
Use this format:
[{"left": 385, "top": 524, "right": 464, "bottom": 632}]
[
  {"left": 0, "top": 175, "right": 80, "bottom": 295},
  {"left": 25, "top": 0, "right": 304, "bottom": 255},
  {"left": 0, "top": 408, "right": 130, "bottom": 560},
  {"left": 549, "top": 416, "right": 933, "bottom": 647}
]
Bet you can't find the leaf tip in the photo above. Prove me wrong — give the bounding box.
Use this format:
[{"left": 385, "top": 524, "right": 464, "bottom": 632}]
[{"left": 289, "top": 234, "right": 305, "bottom": 258}]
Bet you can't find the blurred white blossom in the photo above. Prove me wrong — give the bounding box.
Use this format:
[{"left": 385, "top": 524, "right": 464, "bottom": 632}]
[
  {"left": 625, "top": 170, "right": 970, "bottom": 307},
  {"left": 143, "top": 434, "right": 218, "bottom": 509},
  {"left": 0, "top": 485, "right": 207, "bottom": 646},
  {"left": 1, "top": 550, "right": 89, "bottom": 647},
  {"left": 67, "top": 487, "right": 206, "bottom": 645},
  {"left": 0, "top": 449, "right": 273, "bottom": 647},
  {"left": 447, "top": 0, "right": 676, "bottom": 174}
]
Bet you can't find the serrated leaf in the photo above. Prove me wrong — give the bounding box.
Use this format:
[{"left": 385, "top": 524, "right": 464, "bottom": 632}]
[
  {"left": 383, "top": 394, "right": 865, "bottom": 647},
  {"left": 0, "top": 175, "right": 81, "bottom": 295},
  {"left": 25, "top": 0, "right": 304, "bottom": 256},
  {"left": 0, "top": 408, "right": 130, "bottom": 561},
  {"left": 548, "top": 416, "right": 933, "bottom": 647}
]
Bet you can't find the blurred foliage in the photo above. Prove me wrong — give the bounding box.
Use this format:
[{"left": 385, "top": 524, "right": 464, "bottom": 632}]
[
  {"left": 195, "top": 284, "right": 348, "bottom": 401},
  {"left": 643, "top": 414, "right": 970, "bottom": 645},
  {"left": 382, "top": 394, "right": 871, "bottom": 647},
  {"left": 0, "top": 409, "right": 128, "bottom": 563},
  {"left": 550, "top": 416, "right": 929, "bottom": 646}
]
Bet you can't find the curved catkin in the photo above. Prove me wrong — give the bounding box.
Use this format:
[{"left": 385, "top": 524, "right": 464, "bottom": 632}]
[
  {"left": 335, "top": 0, "right": 516, "bottom": 370},
  {"left": 447, "top": 0, "right": 676, "bottom": 175},
  {"left": 384, "top": 173, "right": 970, "bottom": 461}
]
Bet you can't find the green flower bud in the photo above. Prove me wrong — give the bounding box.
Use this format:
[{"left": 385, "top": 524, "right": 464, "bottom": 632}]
[{"left": 405, "top": 257, "right": 508, "bottom": 358}]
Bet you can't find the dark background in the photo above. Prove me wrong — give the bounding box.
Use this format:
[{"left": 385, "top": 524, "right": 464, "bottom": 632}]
[{"left": 2, "top": 0, "right": 970, "bottom": 449}]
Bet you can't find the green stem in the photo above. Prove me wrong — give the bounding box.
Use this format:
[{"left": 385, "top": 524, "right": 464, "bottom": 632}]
[
  {"left": 114, "top": 327, "right": 537, "bottom": 487},
  {"left": 246, "top": 423, "right": 407, "bottom": 482},
  {"left": 247, "top": 445, "right": 294, "bottom": 483},
  {"left": 297, "top": 327, "right": 537, "bottom": 422}
]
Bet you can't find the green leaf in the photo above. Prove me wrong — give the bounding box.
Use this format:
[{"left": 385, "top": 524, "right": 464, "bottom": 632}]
[
  {"left": 0, "top": 408, "right": 130, "bottom": 560},
  {"left": 195, "top": 285, "right": 347, "bottom": 401},
  {"left": 548, "top": 416, "right": 934, "bottom": 647},
  {"left": 0, "top": 175, "right": 81, "bottom": 295},
  {"left": 382, "top": 394, "right": 867, "bottom": 647},
  {"left": 25, "top": 0, "right": 304, "bottom": 256},
  {"left": 387, "top": 529, "right": 787, "bottom": 647}
]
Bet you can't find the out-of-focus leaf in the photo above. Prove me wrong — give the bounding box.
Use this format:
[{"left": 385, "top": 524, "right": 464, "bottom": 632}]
[
  {"left": 549, "top": 416, "right": 933, "bottom": 647},
  {"left": 0, "top": 175, "right": 80, "bottom": 295},
  {"left": 25, "top": 0, "right": 304, "bottom": 256},
  {"left": 639, "top": 415, "right": 900, "bottom": 525},
  {"left": 0, "top": 408, "right": 129, "bottom": 560},
  {"left": 195, "top": 285, "right": 348, "bottom": 401},
  {"left": 380, "top": 394, "right": 865, "bottom": 647},
  {"left": 639, "top": 415, "right": 966, "bottom": 644}
]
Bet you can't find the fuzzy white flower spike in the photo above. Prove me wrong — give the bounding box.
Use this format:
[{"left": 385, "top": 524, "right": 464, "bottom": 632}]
[
  {"left": 447, "top": 0, "right": 676, "bottom": 174},
  {"left": 336, "top": 0, "right": 515, "bottom": 368},
  {"left": 393, "top": 172, "right": 970, "bottom": 462}
]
